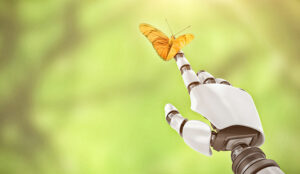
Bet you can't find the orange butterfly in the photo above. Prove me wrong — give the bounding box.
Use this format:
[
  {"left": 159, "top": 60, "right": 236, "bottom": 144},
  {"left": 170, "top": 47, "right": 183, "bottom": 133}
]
[{"left": 139, "top": 23, "right": 194, "bottom": 61}]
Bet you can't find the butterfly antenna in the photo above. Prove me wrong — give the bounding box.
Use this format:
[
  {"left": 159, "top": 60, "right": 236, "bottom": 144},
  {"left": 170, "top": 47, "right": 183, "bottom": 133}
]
[
  {"left": 174, "top": 25, "right": 191, "bottom": 36},
  {"left": 165, "top": 18, "right": 174, "bottom": 36}
]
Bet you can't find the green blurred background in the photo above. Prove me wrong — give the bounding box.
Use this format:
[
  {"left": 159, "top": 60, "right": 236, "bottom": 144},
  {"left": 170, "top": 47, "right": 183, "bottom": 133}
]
[{"left": 0, "top": 0, "right": 299, "bottom": 173}]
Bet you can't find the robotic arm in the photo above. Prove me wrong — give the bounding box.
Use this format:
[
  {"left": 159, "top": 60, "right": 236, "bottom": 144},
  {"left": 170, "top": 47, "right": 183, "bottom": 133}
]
[{"left": 164, "top": 51, "right": 284, "bottom": 174}]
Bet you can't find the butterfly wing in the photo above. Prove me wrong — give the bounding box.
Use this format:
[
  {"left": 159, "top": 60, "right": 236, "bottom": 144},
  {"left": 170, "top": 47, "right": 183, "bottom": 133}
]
[
  {"left": 139, "top": 23, "right": 170, "bottom": 60},
  {"left": 166, "top": 34, "right": 194, "bottom": 60}
]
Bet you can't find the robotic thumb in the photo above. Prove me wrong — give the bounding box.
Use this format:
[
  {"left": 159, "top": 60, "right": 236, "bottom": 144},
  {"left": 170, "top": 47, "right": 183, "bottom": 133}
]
[{"left": 164, "top": 103, "right": 212, "bottom": 156}]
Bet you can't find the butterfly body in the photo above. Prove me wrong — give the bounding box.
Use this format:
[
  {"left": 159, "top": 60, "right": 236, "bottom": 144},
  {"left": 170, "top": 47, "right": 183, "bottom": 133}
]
[
  {"left": 139, "top": 23, "right": 194, "bottom": 61},
  {"left": 169, "top": 35, "right": 176, "bottom": 45}
]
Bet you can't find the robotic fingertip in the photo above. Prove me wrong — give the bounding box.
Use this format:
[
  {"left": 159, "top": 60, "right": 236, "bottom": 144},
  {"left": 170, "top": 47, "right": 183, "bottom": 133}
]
[{"left": 164, "top": 103, "right": 178, "bottom": 117}]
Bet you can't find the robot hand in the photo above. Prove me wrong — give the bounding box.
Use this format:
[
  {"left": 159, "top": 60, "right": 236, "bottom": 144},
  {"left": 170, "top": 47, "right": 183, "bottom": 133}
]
[
  {"left": 164, "top": 51, "right": 284, "bottom": 174},
  {"left": 165, "top": 51, "right": 264, "bottom": 156}
]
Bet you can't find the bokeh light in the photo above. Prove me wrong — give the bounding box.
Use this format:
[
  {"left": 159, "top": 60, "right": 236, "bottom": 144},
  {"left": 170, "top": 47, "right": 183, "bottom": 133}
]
[{"left": 0, "top": 0, "right": 299, "bottom": 173}]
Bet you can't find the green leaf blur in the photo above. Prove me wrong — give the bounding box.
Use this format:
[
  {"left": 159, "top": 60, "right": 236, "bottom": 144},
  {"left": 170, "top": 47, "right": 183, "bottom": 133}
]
[{"left": 0, "top": 0, "right": 299, "bottom": 173}]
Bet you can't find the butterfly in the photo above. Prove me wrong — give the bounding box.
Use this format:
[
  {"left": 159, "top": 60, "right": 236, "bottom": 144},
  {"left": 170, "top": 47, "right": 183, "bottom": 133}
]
[{"left": 139, "top": 23, "right": 194, "bottom": 61}]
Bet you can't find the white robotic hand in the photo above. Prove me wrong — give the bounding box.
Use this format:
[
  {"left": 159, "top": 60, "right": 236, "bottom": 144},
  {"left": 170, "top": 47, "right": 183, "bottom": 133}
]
[
  {"left": 165, "top": 52, "right": 283, "bottom": 174},
  {"left": 164, "top": 51, "right": 284, "bottom": 174},
  {"left": 165, "top": 51, "right": 264, "bottom": 156}
]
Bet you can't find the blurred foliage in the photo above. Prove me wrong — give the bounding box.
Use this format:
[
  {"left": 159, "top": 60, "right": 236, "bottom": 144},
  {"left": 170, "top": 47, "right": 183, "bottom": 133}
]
[{"left": 0, "top": 0, "right": 299, "bottom": 173}]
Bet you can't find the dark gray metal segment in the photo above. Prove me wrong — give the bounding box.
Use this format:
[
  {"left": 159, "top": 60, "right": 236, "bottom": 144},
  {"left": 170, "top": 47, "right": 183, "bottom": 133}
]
[{"left": 231, "top": 145, "right": 283, "bottom": 174}]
